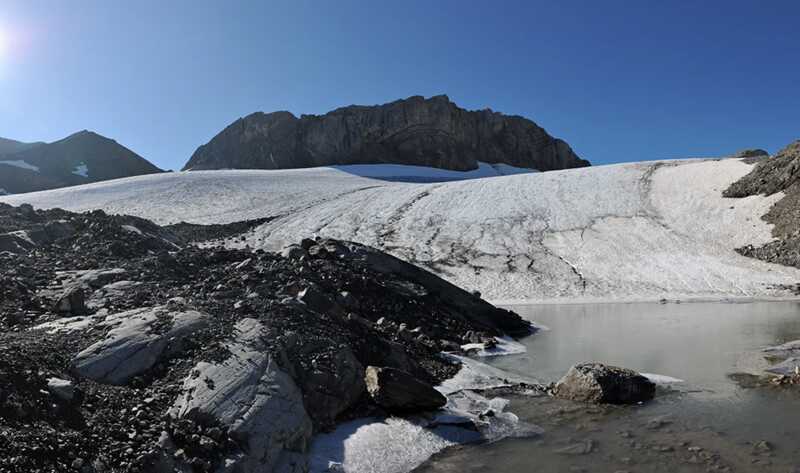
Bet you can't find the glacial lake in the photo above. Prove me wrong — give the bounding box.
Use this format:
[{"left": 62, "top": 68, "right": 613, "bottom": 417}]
[{"left": 417, "top": 301, "right": 800, "bottom": 472}]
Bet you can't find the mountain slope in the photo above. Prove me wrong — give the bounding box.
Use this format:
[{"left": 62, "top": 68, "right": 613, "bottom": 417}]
[
  {"left": 0, "top": 131, "right": 162, "bottom": 194},
  {"left": 3, "top": 157, "right": 796, "bottom": 302},
  {"left": 0, "top": 137, "right": 44, "bottom": 156},
  {"left": 183, "top": 95, "right": 589, "bottom": 172}
]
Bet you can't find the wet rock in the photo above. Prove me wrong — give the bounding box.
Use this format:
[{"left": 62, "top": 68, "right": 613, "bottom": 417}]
[
  {"left": 365, "top": 366, "right": 447, "bottom": 413},
  {"left": 553, "top": 363, "right": 656, "bottom": 404},
  {"left": 555, "top": 439, "right": 594, "bottom": 455},
  {"left": 71, "top": 306, "right": 209, "bottom": 384},
  {"left": 169, "top": 318, "right": 312, "bottom": 473},
  {"left": 764, "top": 357, "right": 800, "bottom": 377}
]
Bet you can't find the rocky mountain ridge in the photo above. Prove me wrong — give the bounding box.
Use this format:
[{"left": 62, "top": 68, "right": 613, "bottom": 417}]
[
  {"left": 183, "top": 95, "right": 589, "bottom": 172},
  {"left": 0, "top": 131, "right": 163, "bottom": 195}
]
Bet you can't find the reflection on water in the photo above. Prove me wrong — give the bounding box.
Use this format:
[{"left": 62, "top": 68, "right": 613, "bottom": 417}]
[{"left": 417, "top": 302, "right": 800, "bottom": 472}]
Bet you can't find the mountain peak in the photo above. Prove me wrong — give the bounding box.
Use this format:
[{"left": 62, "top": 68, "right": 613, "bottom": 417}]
[{"left": 183, "top": 96, "right": 588, "bottom": 172}]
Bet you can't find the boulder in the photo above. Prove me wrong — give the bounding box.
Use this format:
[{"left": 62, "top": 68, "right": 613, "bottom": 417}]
[
  {"left": 71, "top": 307, "right": 208, "bottom": 385},
  {"left": 365, "top": 366, "right": 447, "bottom": 413},
  {"left": 46, "top": 377, "right": 79, "bottom": 403},
  {"left": 764, "top": 357, "right": 800, "bottom": 377},
  {"left": 553, "top": 363, "right": 655, "bottom": 404},
  {"left": 54, "top": 286, "right": 87, "bottom": 316},
  {"left": 168, "top": 318, "right": 312, "bottom": 473}
]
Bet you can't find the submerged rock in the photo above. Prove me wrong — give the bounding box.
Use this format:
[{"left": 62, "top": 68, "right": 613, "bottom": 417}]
[
  {"left": 71, "top": 306, "right": 209, "bottom": 385},
  {"left": 553, "top": 362, "right": 655, "bottom": 404},
  {"left": 365, "top": 366, "right": 447, "bottom": 413}
]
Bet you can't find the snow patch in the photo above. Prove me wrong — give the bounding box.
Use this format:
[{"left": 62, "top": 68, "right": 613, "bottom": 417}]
[
  {"left": 72, "top": 162, "right": 89, "bottom": 178},
  {"left": 641, "top": 373, "right": 685, "bottom": 384},
  {"left": 0, "top": 160, "right": 40, "bottom": 172}
]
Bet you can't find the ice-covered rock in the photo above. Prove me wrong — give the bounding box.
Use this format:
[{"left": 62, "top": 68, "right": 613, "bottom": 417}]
[
  {"left": 168, "top": 318, "right": 312, "bottom": 473},
  {"left": 553, "top": 362, "right": 655, "bottom": 404},
  {"left": 71, "top": 307, "right": 208, "bottom": 385}
]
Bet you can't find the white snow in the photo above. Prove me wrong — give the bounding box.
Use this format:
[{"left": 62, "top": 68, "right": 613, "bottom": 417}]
[
  {"left": 72, "top": 162, "right": 89, "bottom": 178},
  {"left": 641, "top": 373, "right": 685, "bottom": 384},
  {"left": 2, "top": 159, "right": 798, "bottom": 303},
  {"left": 0, "top": 160, "right": 40, "bottom": 172}
]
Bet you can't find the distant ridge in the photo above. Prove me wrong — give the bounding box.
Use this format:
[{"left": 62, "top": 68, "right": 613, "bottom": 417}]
[
  {"left": 183, "top": 95, "right": 589, "bottom": 172},
  {"left": 0, "top": 131, "right": 162, "bottom": 195}
]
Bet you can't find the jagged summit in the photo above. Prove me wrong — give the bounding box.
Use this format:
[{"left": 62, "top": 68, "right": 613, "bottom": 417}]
[{"left": 183, "top": 95, "right": 589, "bottom": 172}]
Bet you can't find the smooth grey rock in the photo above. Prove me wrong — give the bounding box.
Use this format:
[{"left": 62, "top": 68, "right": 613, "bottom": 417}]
[
  {"left": 183, "top": 95, "right": 589, "bottom": 172},
  {"left": 169, "top": 318, "right": 312, "bottom": 473},
  {"left": 765, "top": 357, "right": 800, "bottom": 376},
  {"left": 762, "top": 340, "right": 800, "bottom": 359},
  {"left": 365, "top": 366, "right": 447, "bottom": 413},
  {"left": 553, "top": 363, "right": 655, "bottom": 404},
  {"left": 71, "top": 307, "right": 208, "bottom": 385},
  {"left": 47, "top": 377, "right": 78, "bottom": 402}
]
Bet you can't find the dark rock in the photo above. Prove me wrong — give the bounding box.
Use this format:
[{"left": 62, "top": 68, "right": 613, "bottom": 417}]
[
  {"left": 0, "top": 131, "right": 163, "bottom": 194},
  {"left": 183, "top": 95, "right": 589, "bottom": 172},
  {"left": 364, "top": 366, "right": 447, "bottom": 413},
  {"left": 553, "top": 362, "right": 655, "bottom": 404},
  {"left": 55, "top": 286, "right": 87, "bottom": 316}
]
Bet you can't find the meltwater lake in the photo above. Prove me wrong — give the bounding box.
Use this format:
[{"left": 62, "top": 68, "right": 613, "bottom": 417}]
[{"left": 417, "top": 301, "right": 800, "bottom": 473}]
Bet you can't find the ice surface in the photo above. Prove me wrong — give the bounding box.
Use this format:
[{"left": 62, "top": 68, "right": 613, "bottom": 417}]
[{"left": 3, "top": 159, "right": 798, "bottom": 302}]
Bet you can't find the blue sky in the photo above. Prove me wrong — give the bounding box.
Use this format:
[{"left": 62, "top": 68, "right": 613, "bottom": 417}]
[{"left": 1, "top": 1, "right": 798, "bottom": 170}]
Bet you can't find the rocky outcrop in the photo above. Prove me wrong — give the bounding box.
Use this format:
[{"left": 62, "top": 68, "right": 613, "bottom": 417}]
[
  {"left": 71, "top": 306, "right": 209, "bottom": 385},
  {"left": 724, "top": 141, "right": 800, "bottom": 269},
  {"left": 365, "top": 366, "right": 447, "bottom": 413},
  {"left": 553, "top": 363, "right": 655, "bottom": 404},
  {"left": 0, "top": 131, "right": 163, "bottom": 195},
  {"left": 183, "top": 95, "right": 589, "bottom": 172},
  {"left": 168, "top": 318, "right": 313, "bottom": 473}
]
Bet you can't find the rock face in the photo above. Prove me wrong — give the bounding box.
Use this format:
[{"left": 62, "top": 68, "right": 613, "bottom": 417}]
[
  {"left": 365, "top": 366, "right": 447, "bottom": 412},
  {"left": 183, "top": 95, "right": 589, "bottom": 172},
  {"left": 71, "top": 306, "right": 209, "bottom": 385},
  {"left": 168, "top": 318, "right": 313, "bottom": 473},
  {"left": 553, "top": 363, "right": 655, "bottom": 404},
  {"left": 0, "top": 131, "right": 163, "bottom": 195}
]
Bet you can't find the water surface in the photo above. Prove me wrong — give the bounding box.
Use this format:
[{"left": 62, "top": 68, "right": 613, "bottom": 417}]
[{"left": 417, "top": 302, "right": 800, "bottom": 472}]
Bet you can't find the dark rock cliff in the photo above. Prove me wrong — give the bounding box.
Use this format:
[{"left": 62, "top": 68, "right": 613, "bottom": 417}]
[{"left": 183, "top": 95, "right": 589, "bottom": 172}]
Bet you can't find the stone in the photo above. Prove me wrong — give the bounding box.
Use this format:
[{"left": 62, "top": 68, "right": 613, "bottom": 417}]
[
  {"left": 71, "top": 307, "right": 209, "bottom": 385},
  {"left": 182, "top": 95, "right": 589, "bottom": 172},
  {"left": 55, "top": 286, "right": 87, "bottom": 316},
  {"left": 764, "top": 357, "right": 800, "bottom": 377},
  {"left": 47, "top": 377, "right": 78, "bottom": 403},
  {"left": 364, "top": 366, "right": 447, "bottom": 413},
  {"left": 553, "top": 363, "right": 656, "bottom": 404},
  {"left": 168, "top": 318, "right": 312, "bottom": 473}
]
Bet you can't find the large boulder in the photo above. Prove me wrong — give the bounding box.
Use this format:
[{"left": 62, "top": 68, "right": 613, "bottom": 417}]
[
  {"left": 168, "top": 318, "right": 312, "bottom": 473},
  {"left": 71, "top": 307, "right": 208, "bottom": 385},
  {"left": 183, "top": 95, "right": 589, "bottom": 172},
  {"left": 365, "top": 366, "right": 447, "bottom": 413},
  {"left": 553, "top": 363, "right": 655, "bottom": 404}
]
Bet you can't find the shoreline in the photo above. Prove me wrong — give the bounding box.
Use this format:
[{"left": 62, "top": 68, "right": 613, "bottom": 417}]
[{"left": 492, "top": 294, "right": 800, "bottom": 307}]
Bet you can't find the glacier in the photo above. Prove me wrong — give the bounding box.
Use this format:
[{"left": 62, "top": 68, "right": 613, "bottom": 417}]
[{"left": 2, "top": 158, "right": 798, "bottom": 303}]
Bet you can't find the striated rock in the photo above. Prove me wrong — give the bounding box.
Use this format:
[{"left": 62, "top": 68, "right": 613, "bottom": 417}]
[
  {"left": 183, "top": 95, "right": 588, "bottom": 172},
  {"left": 365, "top": 366, "right": 447, "bottom": 413},
  {"left": 168, "top": 318, "right": 312, "bottom": 473},
  {"left": 553, "top": 362, "right": 655, "bottom": 404},
  {"left": 71, "top": 307, "right": 209, "bottom": 384}
]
